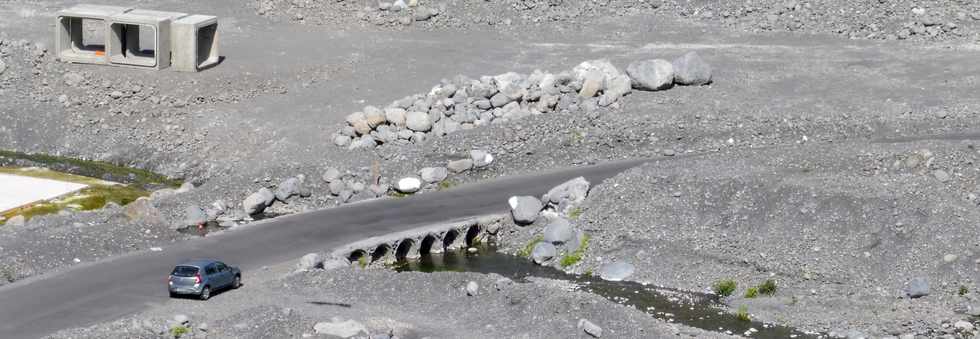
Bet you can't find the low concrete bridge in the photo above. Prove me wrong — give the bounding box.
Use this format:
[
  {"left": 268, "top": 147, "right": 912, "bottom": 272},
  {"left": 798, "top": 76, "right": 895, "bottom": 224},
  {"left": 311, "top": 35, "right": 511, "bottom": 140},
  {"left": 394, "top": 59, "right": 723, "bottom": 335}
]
[{"left": 330, "top": 214, "right": 508, "bottom": 266}]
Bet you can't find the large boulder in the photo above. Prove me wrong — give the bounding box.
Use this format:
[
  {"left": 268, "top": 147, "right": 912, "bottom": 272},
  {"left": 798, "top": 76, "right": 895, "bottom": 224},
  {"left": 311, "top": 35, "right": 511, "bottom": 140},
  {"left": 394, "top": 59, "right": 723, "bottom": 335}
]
[
  {"left": 572, "top": 59, "right": 622, "bottom": 84},
  {"left": 598, "top": 74, "right": 632, "bottom": 107},
  {"left": 363, "top": 105, "right": 386, "bottom": 128},
  {"left": 578, "top": 70, "right": 604, "bottom": 98},
  {"left": 346, "top": 112, "right": 372, "bottom": 135},
  {"left": 394, "top": 177, "right": 422, "bottom": 193},
  {"left": 275, "top": 177, "right": 302, "bottom": 201},
  {"left": 420, "top": 167, "right": 448, "bottom": 183},
  {"left": 297, "top": 253, "right": 324, "bottom": 271},
  {"left": 672, "top": 51, "right": 712, "bottom": 86},
  {"left": 406, "top": 111, "right": 432, "bottom": 132},
  {"left": 509, "top": 196, "right": 543, "bottom": 225},
  {"left": 626, "top": 59, "right": 674, "bottom": 91},
  {"left": 543, "top": 217, "right": 574, "bottom": 244},
  {"left": 243, "top": 188, "right": 276, "bottom": 215},
  {"left": 542, "top": 177, "right": 590, "bottom": 213},
  {"left": 448, "top": 158, "right": 474, "bottom": 173},
  {"left": 470, "top": 150, "right": 494, "bottom": 168},
  {"left": 313, "top": 319, "right": 367, "bottom": 338},
  {"left": 322, "top": 167, "right": 341, "bottom": 183},
  {"left": 385, "top": 107, "right": 407, "bottom": 127},
  {"left": 123, "top": 197, "right": 166, "bottom": 225},
  {"left": 598, "top": 262, "right": 635, "bottom": 281},
  {"left": 531, "top": 242, "right": 557, "bottom": 264},
  {"left": 578, "top": 319, "right": 603, "bottom": 338}
]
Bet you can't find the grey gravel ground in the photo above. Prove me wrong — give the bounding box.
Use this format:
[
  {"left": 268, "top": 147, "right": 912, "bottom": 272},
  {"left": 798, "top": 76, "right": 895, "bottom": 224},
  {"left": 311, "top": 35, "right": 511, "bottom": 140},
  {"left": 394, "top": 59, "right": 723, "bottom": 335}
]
[{"left": 43, "top": 259, "right": 730, "bottom": 339}]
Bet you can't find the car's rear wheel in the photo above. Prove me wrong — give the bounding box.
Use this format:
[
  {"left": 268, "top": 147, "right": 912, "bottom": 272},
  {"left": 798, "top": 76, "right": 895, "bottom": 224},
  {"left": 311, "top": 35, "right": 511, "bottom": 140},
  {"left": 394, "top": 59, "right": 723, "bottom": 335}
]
[
  {"left": 169, "top": 291, "right": 177, "bottom": 298},
  {"left": 232, "top": 275, "right": 241, "bottom": 289},
  {"left": 199, "top": 286, "right": 211, "bottom": 300}
]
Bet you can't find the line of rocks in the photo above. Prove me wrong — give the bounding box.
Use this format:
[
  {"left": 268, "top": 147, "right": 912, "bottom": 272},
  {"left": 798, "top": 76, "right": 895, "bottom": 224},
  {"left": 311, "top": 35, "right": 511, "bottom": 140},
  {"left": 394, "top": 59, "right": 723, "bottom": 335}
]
[{"left": 334, "top": 54, "right": 712, "bottom": 149}]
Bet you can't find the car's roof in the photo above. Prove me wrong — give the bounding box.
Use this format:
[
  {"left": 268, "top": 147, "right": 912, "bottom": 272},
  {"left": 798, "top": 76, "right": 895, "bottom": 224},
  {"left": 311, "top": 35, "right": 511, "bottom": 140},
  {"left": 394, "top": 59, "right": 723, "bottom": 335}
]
[{"left": 176, "top": 259, "right": 221, "bottom": 268}]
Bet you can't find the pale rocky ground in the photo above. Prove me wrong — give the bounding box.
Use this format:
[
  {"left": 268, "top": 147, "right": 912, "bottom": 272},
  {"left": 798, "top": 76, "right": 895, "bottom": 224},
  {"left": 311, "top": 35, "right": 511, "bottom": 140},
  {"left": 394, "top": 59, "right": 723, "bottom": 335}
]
[{"left": 0, "top": 0, "right": 978, "bottom": 337}]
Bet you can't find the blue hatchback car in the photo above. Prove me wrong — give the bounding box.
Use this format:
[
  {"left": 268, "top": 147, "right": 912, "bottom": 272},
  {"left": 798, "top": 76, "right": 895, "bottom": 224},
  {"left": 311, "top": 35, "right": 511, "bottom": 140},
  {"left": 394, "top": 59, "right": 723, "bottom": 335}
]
[{"left": 168, "top": 259, "right": 241, "bottom": 300}]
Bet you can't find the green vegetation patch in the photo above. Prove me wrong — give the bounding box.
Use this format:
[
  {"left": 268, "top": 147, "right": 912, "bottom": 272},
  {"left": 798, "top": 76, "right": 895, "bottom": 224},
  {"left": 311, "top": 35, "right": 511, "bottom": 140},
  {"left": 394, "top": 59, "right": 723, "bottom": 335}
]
[
  {"left": 438, "top": 180, "right": 456, "bottom": 190},
  {"left": 758, "top": 279, "right": 777, "bottom": 296},
  {"left": 560, "top": 235, "right": 590, "bottom": 268},
  {"left": 713, "top": 279, "right": 737, "bottom": 297},
  {"left": 170, "top": 325, "right": 190, "bottom": 338},
  {"left": 518, "top": 235, "right": 545, "bottom": 258},
  {"left": 744, "top": 286, "right": 759, "bottom": 298},
  {"left": 736, "top": 305, "right": 751, "bottom": 322},
  {"left": 1, "top": 167, "right": 149, "bottom": 224},
  {"left": 0, "top": 149, "right": 180, "bottom": 189},
  {"left": 568, "top": 207, "right": 583, "bottom": 220}
]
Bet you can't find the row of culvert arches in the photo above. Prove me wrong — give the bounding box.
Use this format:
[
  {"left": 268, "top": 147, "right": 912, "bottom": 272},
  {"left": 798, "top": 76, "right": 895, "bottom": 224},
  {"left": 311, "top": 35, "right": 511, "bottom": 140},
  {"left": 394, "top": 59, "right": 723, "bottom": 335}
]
[{"left": 347, "top": 224, "right": 483, "bottom": 264}]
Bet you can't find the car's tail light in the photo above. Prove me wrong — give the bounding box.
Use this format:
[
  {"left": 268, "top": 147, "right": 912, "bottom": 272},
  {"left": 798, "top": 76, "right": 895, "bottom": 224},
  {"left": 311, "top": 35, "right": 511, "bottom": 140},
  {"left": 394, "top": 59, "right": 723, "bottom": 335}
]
[{"left": 194, "top": 273, "right": 202, "bottom": 284}]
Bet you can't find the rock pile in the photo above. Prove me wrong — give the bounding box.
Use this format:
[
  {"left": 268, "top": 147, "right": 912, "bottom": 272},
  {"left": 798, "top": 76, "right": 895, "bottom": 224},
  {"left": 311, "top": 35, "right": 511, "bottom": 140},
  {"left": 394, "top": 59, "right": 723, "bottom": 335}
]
[
  {"left": 242, "top": 176, "right": 310, "bottom": 215},
  {"left": 335, "top": 57, "right": 712, "bottom": 149}
]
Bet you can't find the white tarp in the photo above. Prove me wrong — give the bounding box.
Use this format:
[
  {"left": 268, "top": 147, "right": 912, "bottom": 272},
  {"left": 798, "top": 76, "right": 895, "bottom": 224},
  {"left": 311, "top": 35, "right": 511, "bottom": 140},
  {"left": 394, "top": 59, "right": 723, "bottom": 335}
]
[{"left": 0, "top": 173, "right": 88, "bottom": 212}]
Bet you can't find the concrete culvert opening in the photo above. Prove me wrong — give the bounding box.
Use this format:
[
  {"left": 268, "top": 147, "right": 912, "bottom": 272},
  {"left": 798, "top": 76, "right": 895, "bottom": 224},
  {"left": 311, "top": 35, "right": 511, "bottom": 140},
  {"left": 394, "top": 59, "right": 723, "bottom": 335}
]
[
  {"left": 196, "top": 23, "right": 219, "bottom": 67},
  {"left": 419, "top": 235, "right": 438, "bottom": 255},
  {"left": 347, "top": 250, "right": 367, "bottom": 263},
  {"left": 395, "top": 239, "right": 414, "bottom": 260},
  {"left": 442, "top": 230, "right": 459, "bottom": 250},
  {"left": 371, "top": 244, "right": 391, "bottom": 262},
  {"left": 109, "top": 23, "right": 157, "bottom": 67},
  {"left": 465, "top": 224, "right": 481, "bottom": 247}
]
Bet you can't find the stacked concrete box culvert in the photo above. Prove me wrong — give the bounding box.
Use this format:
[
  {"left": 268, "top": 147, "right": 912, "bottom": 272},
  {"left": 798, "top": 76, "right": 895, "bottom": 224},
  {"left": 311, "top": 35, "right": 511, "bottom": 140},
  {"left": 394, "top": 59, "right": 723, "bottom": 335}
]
[
  {"left": 53, "top": 4, "right": 218, "bottom": 72},
  {"left": 107, "top": 9, "right": 185, "bottom": 69},
  {"left": 172, "top": 15, "right": 220, "bottom": 72},
  {"left": 55, "top": 4, "right": 132, "bottom": 65}
]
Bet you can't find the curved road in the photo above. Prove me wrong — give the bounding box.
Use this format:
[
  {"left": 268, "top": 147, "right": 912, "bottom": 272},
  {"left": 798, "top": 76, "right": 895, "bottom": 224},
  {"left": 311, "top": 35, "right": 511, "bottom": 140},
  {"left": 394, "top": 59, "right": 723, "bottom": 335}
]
[{"left": 0, "top": 159, "right": 648, "bottom": 338}]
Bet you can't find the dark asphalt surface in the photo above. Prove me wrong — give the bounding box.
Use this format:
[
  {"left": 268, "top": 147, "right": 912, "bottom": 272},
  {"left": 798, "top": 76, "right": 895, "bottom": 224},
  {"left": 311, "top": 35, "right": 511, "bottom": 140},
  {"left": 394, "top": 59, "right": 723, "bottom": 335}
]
[{"left": 0, "top": 159, "right": 648, "bottom": 338}]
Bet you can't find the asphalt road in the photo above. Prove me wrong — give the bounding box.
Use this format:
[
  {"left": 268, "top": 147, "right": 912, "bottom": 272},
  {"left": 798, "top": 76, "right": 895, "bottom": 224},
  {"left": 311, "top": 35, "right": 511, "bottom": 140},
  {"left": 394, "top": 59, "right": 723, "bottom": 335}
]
[{"left": 0, "top": 158, "right": 648, "bottom": 338}]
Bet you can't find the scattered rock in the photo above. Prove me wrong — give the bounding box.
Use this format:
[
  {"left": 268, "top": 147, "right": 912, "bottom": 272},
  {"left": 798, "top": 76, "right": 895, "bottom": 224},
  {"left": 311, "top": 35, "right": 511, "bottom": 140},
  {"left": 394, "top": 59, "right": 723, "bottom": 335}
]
[
  {"left": 627, "top": 59, "right": 674, "bottom": 91},
  {"left": 447, "top": 158, "right": 474, "bottom": 173},
  {"left": 906, "top": 277, "right": 930, "bottom": 298},
  {"left": 322, "top": 168, "right": 341, "bottom": 183},
  {"left": 934, "top": 170, "right": 951, "bottom": 183},
  {"left": 243, "top": 188, "right": 276, "bottom": 215},
  {"left": 470, "top": 150, "right": 494, "bottom": 168},
  {"left": 509, "top": 196, "right": 543, "bottom": 225},
  {"left": 173, "top": 314, "right": 190, "bottom": 326},
  {"left": 313, "top": 319, "right": 367, "bottom": 338},
  {"left": 543, "top": 217, "right": 574, "bottom": 244},
  {"left": 63, "top": 72, "right": 84, "bottom": 87},
  {"left": 954, "top": 320, "right": 975, "bottom": 332},
  {"left": 298, "top": 253, "right": 324, "bottom": 271},
  {"left": 466, "top": 281, "right": 479, "bottom": 296},
  {"left": 542, "top": 177, "right": 590, "bottom": 214},
  {"left": 598, "top": 262, "right": 636, "bottom": 281},
  {"left": 406, "top": 111, "right": 432, "bottom": 132},
  {"left": 420, "top": 167, "right": 448, "bottom": 183},
  {"left": 671, "top": 51, "right": 713, "bottom": 85},
  {"left": 944, "top": 254, "right": 958, "bottom": 263},
  {"left": 394, "top": 177, "right": 422, "bottom": 193},
  {"left": 123, "top": 197, "right": 166, "bottom": 225},
  {"left": 275, "top": 177, "right": 302, "bottom": 201},
  {"left": 0, "top": 58, "right": 6, "bottom": 76},
  {"left": 531, "top": 242, "right": 557, "bottom": 264},
  {"left": 578, "top": 319, "right": 603, "bottom": 338}
]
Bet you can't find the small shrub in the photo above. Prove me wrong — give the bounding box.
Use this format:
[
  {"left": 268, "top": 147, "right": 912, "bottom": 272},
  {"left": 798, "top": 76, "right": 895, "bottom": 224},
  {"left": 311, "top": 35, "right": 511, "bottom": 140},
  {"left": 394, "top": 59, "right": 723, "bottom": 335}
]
[
  {"left": 518, "top": 235, "right": 544, "bottom": 258},
  {"left": 713, "top": 279, "right": 737, "bottom": 297},
  {"left": 758, "top": 279, "right": 777, "bottom": 296},
  {"left": 1, "top": 266, "right": 15, "bottom": 283},
  {"left": 568, "top": 207, "right": 583, "bottom": 220},
  {"left": 584, "top": 268, "right": 593, "bottom": 277},
  {"left": 735, "top": 305, "right": 751, "bottom": 322},
  {"left": 170, "top": 325, "right": 190, "bottom": 338},
  {"left": 560, "top": 235, "right": 590, "bottom": 268},
  {"left": 744, "top": 287, "right": 759, "bottom": 298},
  {"left": 959, "top": 285, "right": 969, "bottom": 296}
]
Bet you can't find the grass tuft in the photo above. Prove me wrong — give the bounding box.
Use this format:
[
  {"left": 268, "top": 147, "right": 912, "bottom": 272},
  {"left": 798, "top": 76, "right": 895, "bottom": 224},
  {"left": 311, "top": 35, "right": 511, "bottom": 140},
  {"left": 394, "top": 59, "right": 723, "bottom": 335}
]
[
  {"left": 170, "top": 325, "right": 190, "bottom": 338},
  {"left": 758, "top": 279, "right": 777, "bottom": 296},
  {"left": 560, "top": 235, "right": 590, "bottom": 268},
  {"left": 960, "top": 285, "right": 969, "bottom": 296},
  {"left": 744, "top": 287, "right": 759, "bottom": 298},
  {"left": 438, "top": 180, "right": 456, "bottom": 190},
  {"left": 713, "top": 279, "right": 737, "bottom": 297},
  {"left": 568, "top": 207, "right": 583, "bottom": 220},
  {"left": 518, "top": 235, "right": 544, "bottom": 258},
  {"left": 736, "top": 305, "right": 751, "bottom": 322},
  {"left": 357, "top": 256, "right": 369, "bottom": 268}
]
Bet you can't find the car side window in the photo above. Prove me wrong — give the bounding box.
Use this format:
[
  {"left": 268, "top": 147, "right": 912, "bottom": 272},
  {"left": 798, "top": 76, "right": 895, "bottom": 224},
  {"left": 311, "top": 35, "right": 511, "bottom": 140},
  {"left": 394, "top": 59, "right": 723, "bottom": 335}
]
[
  {"left": 216, "top": 262, "right": 227, "bottom": 272},
  {"left": 205, "top": 265, "right": 216, "bottom": 275}
]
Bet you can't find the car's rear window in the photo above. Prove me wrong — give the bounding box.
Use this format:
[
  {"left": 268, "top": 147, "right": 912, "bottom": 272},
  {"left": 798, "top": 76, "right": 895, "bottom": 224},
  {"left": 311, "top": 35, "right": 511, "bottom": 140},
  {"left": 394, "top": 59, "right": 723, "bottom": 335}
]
[{"left": 171, "top": 266, "right": 199, "bottom": 277}]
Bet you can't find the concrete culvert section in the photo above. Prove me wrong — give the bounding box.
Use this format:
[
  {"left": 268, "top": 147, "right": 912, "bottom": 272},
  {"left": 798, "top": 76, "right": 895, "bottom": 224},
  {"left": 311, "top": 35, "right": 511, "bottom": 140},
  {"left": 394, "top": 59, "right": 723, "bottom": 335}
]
[
  {"left": 395, "top": 239, "right": 414, "bottom": 261},
  {"left": 347, "top": 250, "right": 366, "bottom": 263},
  {"left": 464, "top": 224, "right": 481, "bottom": 248},
  {"left": 441, "top": 229, "right": 459, "bottom": 251},
  {"left": 419, "top": 234, "right": 438, "bottom": 255},
  {"left": 370, "top": 244, "right": 390, "bottom": 263}
]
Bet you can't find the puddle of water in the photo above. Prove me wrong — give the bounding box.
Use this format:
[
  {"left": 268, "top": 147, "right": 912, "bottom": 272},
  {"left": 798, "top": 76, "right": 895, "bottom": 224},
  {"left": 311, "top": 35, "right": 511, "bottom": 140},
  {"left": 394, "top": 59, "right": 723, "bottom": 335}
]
[
  {"left": 175, "top": 213, "right": 285, "bottom": 237},
  {"left": 395, "top": 246, "right": 818, "bottom": 339}
]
